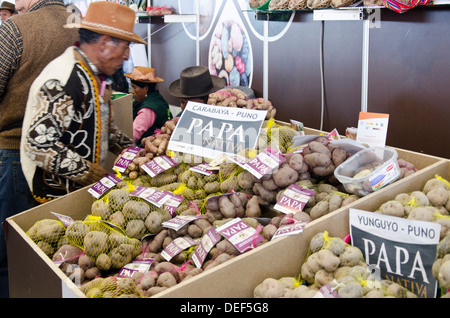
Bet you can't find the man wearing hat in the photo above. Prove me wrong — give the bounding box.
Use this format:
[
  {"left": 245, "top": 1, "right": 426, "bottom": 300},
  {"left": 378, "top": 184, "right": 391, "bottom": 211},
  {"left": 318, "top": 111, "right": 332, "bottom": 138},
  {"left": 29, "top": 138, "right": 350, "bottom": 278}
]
[
  {"left": 21, "top": 2, "right": 146, "bottom": 204},
  {"left": 0, "top": 1, "right": 16, "bottom": 22},
  {"left": 125, "top": 66, "right": 173, "bottom": 147},
  {"left": 168, "top": 65, "right": 226, "bottom": 117},
  {"left": 0, "top": 0, "right": 78, "bottom": 298}
]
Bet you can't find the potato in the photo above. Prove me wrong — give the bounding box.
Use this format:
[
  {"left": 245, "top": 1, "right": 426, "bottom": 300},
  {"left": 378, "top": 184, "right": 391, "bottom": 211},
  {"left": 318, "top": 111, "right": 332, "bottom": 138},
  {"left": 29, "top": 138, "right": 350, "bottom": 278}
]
[
  {"left": 407, "top": 207, "right": 434, "bottom": 222},
  {"left": 314, "top": 269, "right": 334, "bottom": 288},
  {"left": 95, "top": 253, "right": 112, "bottom": 271},
  {"left": 245, "top": 195, "right": 262, "bottom": 218},
  {"left": 109, "top": 244, "right": 134, "bottom": 269},
  {"left": 310, "top": 232, "right": 325, "bottom": 253},
  {"left": 85, "top": 267, "right": 101, "bottom": 281},
  {"left": 253, "top": 278, "right": 285, "bottom": 298},
  {"left": 108, "top": 211, "right": 126, "bottom": 228},
  {"left": 157, "top": 272, "right": 177, "bottom": 288},
  {"left": 116, "top": 277, "right": 140, "bottom": 296},
  {"left": 220, "top": 175, "right": 239, "bottom": 193},
  {"left": 216, "top": 239, "right": 240, "bottom": 255},
  {"left": 219, "top": 195, "right": 236, "bottom": 218},
  {"left": 339, "top": 246, "right": 364, "bottom": 267},
  {"left": 331, "top": 147, "right": 348, "bottom": 167},
  {"left": 272, "top": 163, "right": 299, "bottom": 188},
  {"left": 304, "top": 152, "right": 332, "bottom": 168},
  {"left": 154, "top": 262, "right": 181, "bottom": 281},
  {"left": 410, "top": 191, "right": 430, "bottom": 207},
  {"left": 52, "top": 244, "right": 84, "bottom": 264},
  {"left": 91, "top": 200, "right": 111, "bottom": 220},
  {"left": 438, "top": 259, "right": 450, "bottom": 289},
  {"left": 427, "top": 187, "right": 449, "bottom": 206},
  {"left": 378, "top": 200, "right": 404, "bottom": 218},
  {"left": 78, "top": 254, "right": 95, "bottom": 271},
  {"left": 423, "top": 178, "right": 447, "bottom": 194},
  {"left": 338, "top": 282, "right": 364, "bottom": 298},
  {"left": 317, "top": 249, "right": 340, "bottom": 272},
  {"left": 144, "top": 211, "right": 164, "bottom": 234},
  {"left": 386, "top": 282, "right": 408, "bottom": 298},
  {"left": 28, "top": 219, "right": 65, "bottom": 244},
  {"left": 84, "top": 231, "right": 109, "bottom": 258},
  {"left": 126, "top": 219, "right": 147, "bottom": 239},
  {"left": 310, "top": 200, "right": 329, "bottom": 220},
  {"left": 66, "top": 220, "right": 90, "bottom": 246},
  {"left": 37, "top": 241, "right": 55, "bottom": 258},
  {"left": 108, "top": 189, "right": 131, "bottom": 212},
  {"left": 122, "top": 200, "right": 150, "bottom": 221}
]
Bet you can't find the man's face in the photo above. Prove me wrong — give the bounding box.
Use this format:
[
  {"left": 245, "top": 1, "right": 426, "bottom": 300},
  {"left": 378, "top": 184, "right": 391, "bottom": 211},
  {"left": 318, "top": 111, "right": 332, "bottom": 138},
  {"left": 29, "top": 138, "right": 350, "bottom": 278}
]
[
  {"left": 0, "top": 9, "right": 13, "bottom": 22},
  {"left": 97, "top": 36, "right": 130, "bottom": 76},
  {"left": 14, "top": 0, "right": 33, "bottom": 13}
]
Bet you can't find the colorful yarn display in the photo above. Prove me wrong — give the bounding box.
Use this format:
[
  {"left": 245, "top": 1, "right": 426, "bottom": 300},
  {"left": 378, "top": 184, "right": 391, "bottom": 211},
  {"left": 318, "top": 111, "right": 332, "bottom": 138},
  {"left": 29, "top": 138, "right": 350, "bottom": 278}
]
[{"left": 383, "top": 0, "right": 430, "bottom": 13}]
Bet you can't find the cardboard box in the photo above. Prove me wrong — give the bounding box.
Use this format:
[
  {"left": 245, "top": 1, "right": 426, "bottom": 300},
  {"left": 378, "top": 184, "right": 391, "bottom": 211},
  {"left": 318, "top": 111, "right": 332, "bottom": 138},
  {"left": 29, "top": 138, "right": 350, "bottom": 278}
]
[{"left": 3, "top": 135, "right": 448, "bottom": 297}]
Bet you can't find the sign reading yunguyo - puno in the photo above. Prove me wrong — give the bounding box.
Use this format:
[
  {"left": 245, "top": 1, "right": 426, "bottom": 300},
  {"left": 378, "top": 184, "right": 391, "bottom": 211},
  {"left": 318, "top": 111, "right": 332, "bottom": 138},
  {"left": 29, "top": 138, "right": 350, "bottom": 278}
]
[
  {"left": 168, "top": 102, "right": 267, "bottom": 160},
  {"left": 349, "top": 209, "right": 441, "bottom": 298}
]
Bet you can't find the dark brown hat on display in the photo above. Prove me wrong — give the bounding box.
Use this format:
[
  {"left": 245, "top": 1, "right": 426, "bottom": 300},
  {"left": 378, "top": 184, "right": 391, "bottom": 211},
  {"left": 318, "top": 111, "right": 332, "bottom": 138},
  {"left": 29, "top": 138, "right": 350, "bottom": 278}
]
[
  {"left": 125, "top": 66, "right": 164, "bottom": 83},
  {"left": 168, "top": 66, "right": 226, "bottom": 99},
  {"left": 64, "top": 1, "right": 147, "bottom": 45},
  {"left": 0, "top": 1, "right": 16, "bottom": 13}
]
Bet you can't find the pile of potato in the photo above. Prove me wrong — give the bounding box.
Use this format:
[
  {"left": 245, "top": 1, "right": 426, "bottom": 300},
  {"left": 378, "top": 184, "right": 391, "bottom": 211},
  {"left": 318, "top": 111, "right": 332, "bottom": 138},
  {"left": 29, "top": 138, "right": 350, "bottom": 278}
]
[
  {"left": 207, "top": 87, "right": 276, "bottom": 120},
  {"left": 375, "top": 176, "right": 450, "bottom": 239},
  {"left": 254, "top": 231, "right": 418, "bottom": 298}
]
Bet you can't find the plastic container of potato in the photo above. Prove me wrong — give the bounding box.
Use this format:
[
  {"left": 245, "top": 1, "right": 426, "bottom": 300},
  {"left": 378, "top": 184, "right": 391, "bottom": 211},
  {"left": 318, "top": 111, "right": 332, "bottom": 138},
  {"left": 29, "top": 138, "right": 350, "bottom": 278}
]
[{"left": 334, "top": 147, "right": 400, "bottom": 196}]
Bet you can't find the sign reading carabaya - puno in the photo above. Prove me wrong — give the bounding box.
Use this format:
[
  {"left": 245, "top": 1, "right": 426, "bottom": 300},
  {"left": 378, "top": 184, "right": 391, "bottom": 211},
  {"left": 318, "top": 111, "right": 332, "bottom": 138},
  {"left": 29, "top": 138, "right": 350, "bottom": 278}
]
[
  {"left": 349, "top": 208, "right": 441, "bottom": 298},
  {"left": 168, "top": 102, "right": 267, "bottom": 160}
]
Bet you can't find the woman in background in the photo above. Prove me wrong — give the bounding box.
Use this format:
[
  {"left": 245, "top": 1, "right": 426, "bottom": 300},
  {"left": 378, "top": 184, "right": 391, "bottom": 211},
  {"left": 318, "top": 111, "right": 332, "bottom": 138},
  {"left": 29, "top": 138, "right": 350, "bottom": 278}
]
[{"left": 125, "top": 67, "right": 173, "bottom": 147}]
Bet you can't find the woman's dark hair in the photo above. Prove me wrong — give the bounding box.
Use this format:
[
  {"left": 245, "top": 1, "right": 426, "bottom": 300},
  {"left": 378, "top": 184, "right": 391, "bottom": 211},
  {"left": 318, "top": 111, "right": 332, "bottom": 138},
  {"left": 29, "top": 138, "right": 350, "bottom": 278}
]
[
  {"left": 131, "top": 80, "right": 156, "bottom": 93},
  {"left": 79, "top": 28, "right": 122, "bottom": 45}
]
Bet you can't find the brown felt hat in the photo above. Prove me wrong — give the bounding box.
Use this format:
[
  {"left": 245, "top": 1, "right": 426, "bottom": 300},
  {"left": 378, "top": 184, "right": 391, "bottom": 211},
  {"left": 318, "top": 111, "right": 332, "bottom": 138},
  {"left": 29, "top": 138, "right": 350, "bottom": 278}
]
[
  {"left": 0, "top": 1, "right": 16, "bottom": 13},
  {"left": 124, "top": 66, "right": 164, "bottom": 83},
  {"left": 168, "top": 66, "right": 226, "bottom": 99},
  {"left": 64, "top": 1, "right": 146, "bottom": 45}
]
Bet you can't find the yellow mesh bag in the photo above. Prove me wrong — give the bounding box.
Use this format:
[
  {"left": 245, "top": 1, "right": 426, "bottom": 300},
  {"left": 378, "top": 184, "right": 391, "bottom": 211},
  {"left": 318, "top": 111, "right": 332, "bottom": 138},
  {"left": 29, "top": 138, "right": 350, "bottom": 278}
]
[
  {"left": 97, "top": 186, "right": 172, "bottom": 239},
  {"left": 81, "top": 276, "right": 142, "bottom": 298},
  {"left": 172, "top": 183, "right": 206, "bottom": 216},
  {"left": 266, "top": 124, "right": 298, "bottom": 154},
  {"left": 219, "top": 162, "right": 244, "bottom": 193},
  {"left": 27, "top": 219, "right": 66, "bottom": 257}
]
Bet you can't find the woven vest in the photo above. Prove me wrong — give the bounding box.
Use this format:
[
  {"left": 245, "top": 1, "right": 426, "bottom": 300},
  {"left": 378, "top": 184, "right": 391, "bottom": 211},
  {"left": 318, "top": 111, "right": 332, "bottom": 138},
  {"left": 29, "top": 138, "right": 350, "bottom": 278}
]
[{"left": 0, "top": 4, "right": 78, "bottom": 149}]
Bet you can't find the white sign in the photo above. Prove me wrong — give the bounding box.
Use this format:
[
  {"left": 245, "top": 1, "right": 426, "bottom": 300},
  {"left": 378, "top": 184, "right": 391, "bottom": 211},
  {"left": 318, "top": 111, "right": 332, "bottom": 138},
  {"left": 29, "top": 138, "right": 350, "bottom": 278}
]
[
  {"left": 349, "top": 208, "right": 441, "bottom": 298},
  {"left": 168, "top": 102, "right": 267, "bottom": 160}
]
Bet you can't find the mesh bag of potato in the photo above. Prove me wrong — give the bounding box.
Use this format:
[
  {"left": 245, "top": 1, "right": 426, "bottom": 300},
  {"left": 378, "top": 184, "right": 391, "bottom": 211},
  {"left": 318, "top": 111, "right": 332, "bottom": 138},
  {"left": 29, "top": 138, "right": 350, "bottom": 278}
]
[
  {"left": 265, "top": 124, "right": 298, "bottom": 154},
  {"left": 80, "top": 276, "right": 142, "bottom": 298},
  {"left": 26, "top": 219, "right": 66, "bottom": 258},
  {"left": 98, "top": 188, "right": 173, "bottom": 239}
]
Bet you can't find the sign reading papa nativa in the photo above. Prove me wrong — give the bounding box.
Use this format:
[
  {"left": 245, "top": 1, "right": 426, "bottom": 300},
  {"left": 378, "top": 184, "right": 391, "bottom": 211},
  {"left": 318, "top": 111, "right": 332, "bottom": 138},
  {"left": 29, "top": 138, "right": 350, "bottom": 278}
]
[{"left": 168, "top": 102, "right": 267, "bottom": 160}]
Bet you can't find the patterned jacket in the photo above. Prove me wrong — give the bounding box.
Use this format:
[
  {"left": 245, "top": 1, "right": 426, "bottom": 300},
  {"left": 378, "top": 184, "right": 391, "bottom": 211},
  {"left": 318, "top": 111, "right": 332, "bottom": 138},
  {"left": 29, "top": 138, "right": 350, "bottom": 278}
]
[{"left": 21, "top": 46, "right": 133, "bottom": 203}]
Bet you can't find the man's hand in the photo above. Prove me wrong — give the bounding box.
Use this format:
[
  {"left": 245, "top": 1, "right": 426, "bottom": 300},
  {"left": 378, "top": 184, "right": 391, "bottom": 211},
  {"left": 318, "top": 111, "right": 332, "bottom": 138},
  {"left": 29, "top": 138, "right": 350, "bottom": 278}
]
[{"left": 77, "top": 161, "right": 109, "bottom": 186}]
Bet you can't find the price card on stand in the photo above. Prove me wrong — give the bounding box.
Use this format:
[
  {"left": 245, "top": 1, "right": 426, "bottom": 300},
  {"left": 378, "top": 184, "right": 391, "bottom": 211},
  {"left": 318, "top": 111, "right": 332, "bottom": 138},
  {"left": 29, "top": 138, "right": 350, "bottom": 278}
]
[{"left": 356, "top": 112, "right": 389, "bottom": 148}]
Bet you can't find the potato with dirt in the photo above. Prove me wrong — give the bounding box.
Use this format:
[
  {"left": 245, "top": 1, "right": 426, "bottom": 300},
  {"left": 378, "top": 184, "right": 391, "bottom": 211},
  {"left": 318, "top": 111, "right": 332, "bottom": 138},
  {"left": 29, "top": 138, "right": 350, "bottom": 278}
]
[
  {"left": 28, "top": 219, "right": 65, "bottom": 244},
  {"left": 108, "top": 189, "right": 131, "bottom": 212},
  {"left": 83, "top": 230, "right": 109, "bottom": 258},
  {"left": 66, "top": 221, "right": 90, "bottom": 246}
]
